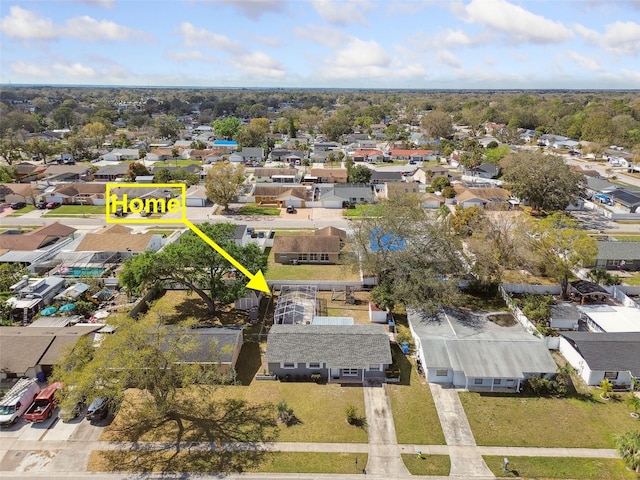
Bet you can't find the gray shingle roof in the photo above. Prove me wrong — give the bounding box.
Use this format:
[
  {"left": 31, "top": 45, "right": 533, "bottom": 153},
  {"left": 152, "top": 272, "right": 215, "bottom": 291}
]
[
  {"left": 560, "top": 332, "right": 640, "bottom": 376},
  {"left": 265, "top": 324, "right": 391, "bottom": 368},
  {"left": 597, "top": 241, "right": 640, "bottom": 261}
]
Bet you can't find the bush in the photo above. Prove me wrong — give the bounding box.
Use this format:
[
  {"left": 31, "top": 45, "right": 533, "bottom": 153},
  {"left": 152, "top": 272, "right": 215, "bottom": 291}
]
[
  {"left": 310, "top": 373, "right": 322, "bottom": 383},
  {"left": 345, "top": 404, "right": 366, "bottom": 428},
  {"left": 276, "top": 400, "right": 297, "bottom": 427},
  {"left": 522, "top": 375, "right": 567, "bottom": 397}
]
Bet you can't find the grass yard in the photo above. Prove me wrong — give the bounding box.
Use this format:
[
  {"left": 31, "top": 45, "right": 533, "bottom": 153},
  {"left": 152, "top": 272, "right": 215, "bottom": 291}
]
[
  {"left": 484, "top": 456, "right": 637, "bottom": 479},
  {"left": 343, "top": 204, "right": 381, "bottom": 218},
  {"left": 502, "top": 270, "right": 560, "bottom": 285},
  {"left": 387, "top": 345, "right": 446, "bottom": 445},
  {"left": 623, "top": 272, "right": 640, "bottom": 286},
  {"left": 43, "top": 204, "right": 106, "bottom": 216},
  {"left": 612, "top": 235, "right": 640, "bottom": 242},
  {"left": 146, "top": 290, "right": 248, "bottom": 325},
  {"left": 101, "top": 382, "right": 367, "bottom": 444},
  {"left": 265, "top": 247, "right": 360, "bottom": 281},
  {"left": 402, "top": 454, "right": 451, "bottom": 476},
  {"left": 8, "top": 205, "right": 36, "bottom": 216},
  {"left": 237, "top": 205, "right": 281, "bottom": 216},
  {"left": 460, "top": 391, "right": 640, "bottom": 448},
  {"left": 88, "top": 451, "right": 367, "bottom": 474}
]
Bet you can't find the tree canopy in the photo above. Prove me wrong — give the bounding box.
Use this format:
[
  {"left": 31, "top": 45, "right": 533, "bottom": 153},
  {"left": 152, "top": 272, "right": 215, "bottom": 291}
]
[
  {"left": 205, "top": 162, "right": 245, "bottom": 210},
  {"left": 501, "top": 151, "right": 585, "bottom": 212},
  {"left": 347, "top": 164, "right": 372, "bottom": 184},
  {"left": 213, "top": 117, "right": 242, "bottom": 140},
  {"left": 119, "top": 223, "right": 267, "bottom": 314}
]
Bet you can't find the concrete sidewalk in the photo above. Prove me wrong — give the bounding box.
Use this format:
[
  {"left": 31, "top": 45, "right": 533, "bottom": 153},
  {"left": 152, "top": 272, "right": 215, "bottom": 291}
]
[{"left": 429, "top": 383, "right": 494, "bottom": 477}]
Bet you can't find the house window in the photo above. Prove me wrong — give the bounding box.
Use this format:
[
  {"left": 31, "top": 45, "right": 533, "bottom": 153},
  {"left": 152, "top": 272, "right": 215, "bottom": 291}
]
[
  {"left": 369, "top": 364, "right": 380, "bottom": 371},
  {"left": 342, "top": 368, "right": 358, "bottom": 376},
  {"left": 298, "top": 253, "right": 308, "bottom": 261},
  {"left": 474, "top": 378, "right": 483, "bottom": 385},
  {"left": 604, "top": 371, "right": 619, "bottom": 380},
  {"left": 308, "top": 362, "right": 322, "bottom": 369},
  {"left": 493, "top": 378, "right": 501, "bottom": 385},
  {"left": 310, "top": 253, "right": 318, "bottom": 261},
  {"left": 282, "top": 362, "right": 296, "bottom": 369},
  {"left": 606, "top": 260, "right": 622, "bottom": 268},
  {"left": 436, "top": 369, "right": 448, "bottom": 377},
  {"left": 320, "top": 253, "right": 329, "bottom": 261}
]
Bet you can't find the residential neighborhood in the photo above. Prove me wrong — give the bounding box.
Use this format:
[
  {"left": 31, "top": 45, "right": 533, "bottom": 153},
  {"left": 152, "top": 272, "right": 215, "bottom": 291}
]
[{"left": 1, "top": 86, "right": 640, "bottom": 480}]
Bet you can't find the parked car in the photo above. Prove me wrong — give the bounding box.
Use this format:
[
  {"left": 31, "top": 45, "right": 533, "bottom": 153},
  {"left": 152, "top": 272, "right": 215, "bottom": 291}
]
[
  {"left": 0, "top": 379, "right": 40, "bottom": 427},
  {"left": 46, "top": 202, "right": 61, "bottom": 209},
  {"left": 23, "top": 382, "right": 63, "bottom": 422},
  {"left": 85, "top": 397, "right": 109, "bottom": 422},
  {"left": 9, "top": 202, "right": 26, "bottom": 209},
  {"left": 36, "top": 201, "right": 47, "bottom": 209},
  {"left": 286, "top": 205, "right": 297, "bottom": 214}
]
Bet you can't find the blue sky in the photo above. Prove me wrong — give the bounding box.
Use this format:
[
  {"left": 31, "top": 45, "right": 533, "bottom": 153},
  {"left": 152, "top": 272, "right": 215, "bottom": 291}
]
[{"left": 1, "top": 0, "right": 639, "bottom": 89}]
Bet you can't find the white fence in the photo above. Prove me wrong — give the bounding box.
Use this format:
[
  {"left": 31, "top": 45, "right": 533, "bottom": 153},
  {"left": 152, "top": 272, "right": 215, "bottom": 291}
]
[
  {"left": 498, "top": 285, "right": 541, "bottom": 338},
  {"left": 605, "top": 285, "right": 640, "bottom": 308},
  {"left": 269, "top": 280, "right": 365, "bottom": 291},
  {"left": 501, "top": 283, "right": 562, "bottom": 295}
]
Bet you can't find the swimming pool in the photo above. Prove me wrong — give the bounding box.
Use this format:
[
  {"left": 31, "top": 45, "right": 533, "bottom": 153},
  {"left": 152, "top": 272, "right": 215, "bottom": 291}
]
[{"left": 56, "top": 267, "right": 106, "bottom": 277}]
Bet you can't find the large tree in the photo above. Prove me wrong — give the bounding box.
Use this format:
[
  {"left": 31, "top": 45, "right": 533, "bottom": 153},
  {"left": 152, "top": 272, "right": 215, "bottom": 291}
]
[
  {"left": 120, "top": 223, "right": 267, "bottom": 314},
  {"left": 420, "top": 110, "right": 453, "bottom": 139},
  {"left": 348, "top": 164, "right": 372, "bottom": 184},
  {"left": 205, "top": 162, "right": 245, "bottom": 211},
  {"left": 213, "top": 117, "right": 242, "bottom": 140},
  {"left": 529, "top": 213, "right": 598, "bottom": 298},
  {"left": 52, "top": 314, "right": 278, "bottom": 471},
  {"left": 501, "top": 151, "right": 585, "bottom": 212},
  {"left": 349, "top": 197, "right": 466, "bottom": 312}
]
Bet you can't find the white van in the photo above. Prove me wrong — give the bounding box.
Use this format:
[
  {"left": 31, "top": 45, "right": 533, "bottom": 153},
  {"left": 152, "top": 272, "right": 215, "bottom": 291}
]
[{"left": 0, "top": 378, "right": 41, "bottom": 427}]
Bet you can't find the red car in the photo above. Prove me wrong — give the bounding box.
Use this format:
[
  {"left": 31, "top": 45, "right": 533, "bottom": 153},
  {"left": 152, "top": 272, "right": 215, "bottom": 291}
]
[{"left": 46, "top": 202, "right": 60, "bottom": 209}]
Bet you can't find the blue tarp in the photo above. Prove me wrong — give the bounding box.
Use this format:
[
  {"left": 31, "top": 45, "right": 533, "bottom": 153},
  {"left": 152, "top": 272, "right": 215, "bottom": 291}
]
[{"left": 369, "top": 228, "right": 406, "bottom": 252}]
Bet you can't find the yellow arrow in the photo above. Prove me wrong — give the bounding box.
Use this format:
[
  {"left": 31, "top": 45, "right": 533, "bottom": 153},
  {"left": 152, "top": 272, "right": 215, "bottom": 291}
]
[{"left": 184, "top": 219, "right": 270, "bottom": 294}]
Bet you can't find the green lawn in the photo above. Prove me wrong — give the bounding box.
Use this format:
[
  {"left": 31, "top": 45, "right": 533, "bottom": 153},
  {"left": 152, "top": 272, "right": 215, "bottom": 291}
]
[
  {"left": 402, "top": 454, "right": 451, "bottom": 476},
  {"left": 250, "top": 452, "right": 367, "bottom": 474},
  {"left": 343, "top": 204, "right": 381, "bottom": 218},
  {"left": 143, "top": 229, "right": 179, "bottom": 236},
  {"left": 265, "top": 247, "right": 360, "bottom": 281},
  {"left": 460, "top": 391, "right": 639, "bottom": 448},
  {"left": 43, "top": 204, "right": 106, "bottom": 216},
  {"left": 623, "top": 273, "right": 640, "bottom": 286},
  {"left": 8, "top": 205, "right": 36, "bottom": 216},
  {"left": 484, "top": 456, "right": 637, "bottom": 479},
  {"left": 387, "top": 344, "right": 446, "bottom": 445},
  {"left": 612, "top": 235, "right": 640, "bottom": 242},
  {"left": 237, "top": 205, "right": 281, "bottom": 216}
]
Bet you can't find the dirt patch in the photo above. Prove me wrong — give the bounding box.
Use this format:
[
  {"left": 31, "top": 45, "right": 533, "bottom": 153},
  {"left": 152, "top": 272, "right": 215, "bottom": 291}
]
[{"left": 486, "top": 312, "right": 517, "bottom": 327}]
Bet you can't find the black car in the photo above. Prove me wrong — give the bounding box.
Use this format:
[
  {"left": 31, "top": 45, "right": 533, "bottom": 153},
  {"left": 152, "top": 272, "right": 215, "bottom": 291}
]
[
  {"left": 85, "top": 397, "right": 109, "bottom": 421},
  {"left": 9, "top": 202, "right": 26, "bottom": 209},
  {"left": 36, "top": 201, "right": 47, "bottom": 209}
]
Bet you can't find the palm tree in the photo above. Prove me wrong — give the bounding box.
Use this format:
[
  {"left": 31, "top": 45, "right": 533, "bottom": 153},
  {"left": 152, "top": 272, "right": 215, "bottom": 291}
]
[
  {"left": 627, "top": 395, "right": 640, "bottom": 415},
  {"left": 600, "top": 379, "right": 613, "bottom": 399},
  {"left": 615, "top": 430, "right": 640, "bottom": 473}
]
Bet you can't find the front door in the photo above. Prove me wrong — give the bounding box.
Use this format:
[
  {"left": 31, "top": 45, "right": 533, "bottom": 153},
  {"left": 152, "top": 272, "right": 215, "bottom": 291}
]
[{"left": 330, "top": 368, "right": 340, "bottom": 380}]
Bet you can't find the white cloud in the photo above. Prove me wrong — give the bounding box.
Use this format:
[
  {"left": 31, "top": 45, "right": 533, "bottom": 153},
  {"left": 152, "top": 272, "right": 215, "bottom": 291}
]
[
  {"left": 454, "top": 0, "right": 573, "bottom": 44},
  {"left": 437, "top": 50, "right": 462, "bottom": 69},
  {"left": 218, "top": 0, "right": 285, "bottom": 19},
  {"left": 11, "top": 59, "right": 96, "bottom": 78},
  {"left": 166, "top": 50, "right": 218, "bottom": 63},
  {"left": 65, "top": 16, "right": 144, "bottom": 41},
  {"left": 294, "top": 24, "right": 349, "bottom": 48},
  {"left": 575, "top": 21, "right": 640, "bottom": 55},
  {"left": 231, "top": 51, "right": 286, "bottom": 78},
  {"left": 0, "top": 6, "right": 57, "bottom": 40},
  {"left": 249, "top": 33, "right": 282, "bottom": 48},
  {"left": 412, "top": 28, "right": 490, "bottom": 51},
  {"left": 310, "top": 0, "right": 371, "bottom": 25},
  {"left": 178, "top": 22, "right": 245, "bottom": 53},
  {"left": 564, "top": 51, "right": 602, "bottom": 72},
  {"left": 333, "top": 38, "right": 390, "bottom": 68},
  {"left": 76, "top": 0, "right": 116, "bottom": 7}
]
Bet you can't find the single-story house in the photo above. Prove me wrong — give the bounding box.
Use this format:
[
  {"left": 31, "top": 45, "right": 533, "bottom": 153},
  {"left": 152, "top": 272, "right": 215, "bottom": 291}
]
[
  {"left": 0, "top": 182, "right": 42, "bottom": 205},
  {"left": 315, "top": 184, "right": 375, "bottom": 208},
  {"left": 465, "top": 163, "right": 500, "bottom": 179},
  {"left": 43, "top": 164, "right": 91, "bottom": 182},
  {"left": 238, "top": 147, "right": 264, "bottom": 163},
  {"left": 370, "top": 170, "right": 405, "bottom": 184},
  {"left": 351, "top": 149, "right": 384, "bottom": 163},
  {"left": 272, "top": 228, "right": 344, "bottom": 264},
  {"left": 100, "top": 148, "right": 140, "bottom": 162},
  {"left": 0, "top": 325, "right": 104, "bottom": 379},
  {"left": 387, "top": 149, "right": 432, "bottom": 162},
  {"left": 165, "top": 326, "right": 244, "bottom": 373},
  {"left": 413, "top": 165, "right": 449, "bottom": 184},
  {"left": 593, "top": 241, "right": 640, "bottom": 271},
  {"left": 74, "top": 224, "right": 163, "bottom": 258},
  {"left": 93, "top": 164, "right": 129, "bottom": 181},
  {"left": 181, "top": 185, "right": 210, "bottom": 207},
  {"left": 15, "top": 162, "right": 46, "bottom": 182},
  {"left": 549, "top": 302, "right": 581, "bottom": 330},
  {"left": 454, "top": 186, "right": 511, "bottom": 209},
  {"left": 253, "top": 168, "right": 299, "bottom": 183},
  {"left": 408, "top": 308, "right": 557, "bottom": 392},
  {"left": 559, "top": 332, "right": 640, "bottom": 389},
  {"left": 421, "top": 192, "right": 446, "bottom": 209},
  {"left": 577, "top": 304, "right": 640, "bottom": 333},
  {"left": 0, "top": 222, "right": 77, "bottom": 253},
  {"left": 264, "top": 324, "right": 392, "bottom": 384},
  {"left": 252, "top": 185, "right": 307, "bottom": 206},
  {"left": 609, "top": 189, "right": 640, "bottom": 214},
  {"left": 5, "top": 276, "right": 67, "bottom": 322},
  {"left": 384, "top": 182, "right": 422, "bottom": 201},
  {"left": 312, "top": 142, "right": 340, "bottom": 152},
  {"left": 308, "top": 168, "right": 348, "bottom": 184},
  {"left": 45, "top": 183, "right": 107, "bottom": 205}
]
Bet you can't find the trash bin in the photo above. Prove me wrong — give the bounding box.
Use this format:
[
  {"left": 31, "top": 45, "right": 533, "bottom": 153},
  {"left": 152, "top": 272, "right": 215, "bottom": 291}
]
[{"left": 36, "top": 371, "right": 46, "bottom": 382}]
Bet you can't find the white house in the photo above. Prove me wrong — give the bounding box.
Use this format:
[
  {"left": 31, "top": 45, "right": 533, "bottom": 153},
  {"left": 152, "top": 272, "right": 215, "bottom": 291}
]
[{"left": 559, "top": 332, "right": 639, "bottom": 389}]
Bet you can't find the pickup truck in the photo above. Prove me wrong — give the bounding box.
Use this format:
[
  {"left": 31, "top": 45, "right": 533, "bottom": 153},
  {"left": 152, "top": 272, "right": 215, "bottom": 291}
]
[{"left": 23, "top": 382, "right": 63, "bottom": 423}]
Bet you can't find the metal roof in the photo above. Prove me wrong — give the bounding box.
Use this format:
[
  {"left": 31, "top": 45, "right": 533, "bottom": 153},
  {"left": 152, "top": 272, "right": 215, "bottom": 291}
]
[{"left": 311, "top": 316, "right": 354, "bottom": 326}]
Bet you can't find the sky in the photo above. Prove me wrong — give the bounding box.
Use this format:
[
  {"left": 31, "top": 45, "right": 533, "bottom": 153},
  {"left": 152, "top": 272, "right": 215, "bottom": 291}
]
[{"left": 1, "top": 0, "right": 639, "bottom": 89}]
